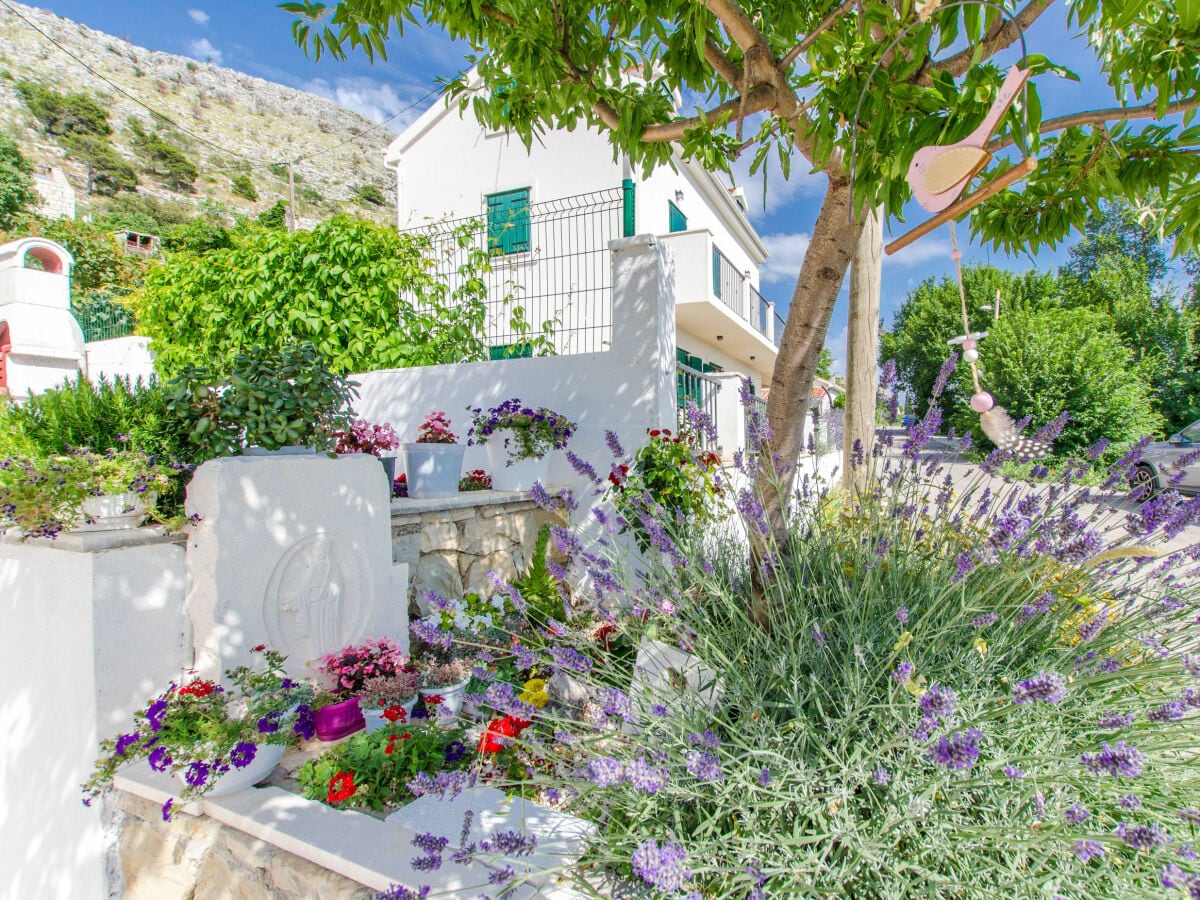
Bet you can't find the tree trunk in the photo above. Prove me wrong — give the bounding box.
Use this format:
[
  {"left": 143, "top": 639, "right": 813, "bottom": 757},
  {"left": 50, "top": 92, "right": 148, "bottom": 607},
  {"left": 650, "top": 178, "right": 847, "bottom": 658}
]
[
  {"left": 842, "top": 205, "right": 883, "bottom": 495},
  {"left": 749, "top": 176, "right": 865, "bottom": 623}
]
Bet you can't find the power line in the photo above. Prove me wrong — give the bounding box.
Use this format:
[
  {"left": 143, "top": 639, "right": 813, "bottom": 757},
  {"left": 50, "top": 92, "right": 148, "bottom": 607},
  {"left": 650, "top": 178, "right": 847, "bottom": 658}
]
[{"left": 0, "top": 0, "right": 446, "bottom": 175}]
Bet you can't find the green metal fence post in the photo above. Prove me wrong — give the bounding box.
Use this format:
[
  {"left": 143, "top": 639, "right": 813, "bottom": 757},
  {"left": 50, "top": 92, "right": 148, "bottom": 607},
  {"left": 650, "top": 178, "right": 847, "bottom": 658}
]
[{"left": 622, "top": 178, "right": 636, "bottom": 237}]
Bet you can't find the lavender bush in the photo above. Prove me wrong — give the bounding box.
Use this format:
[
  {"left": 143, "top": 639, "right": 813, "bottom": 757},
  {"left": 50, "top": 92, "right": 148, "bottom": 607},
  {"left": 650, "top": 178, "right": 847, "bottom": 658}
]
[{"left": 384, "top": 388, "right": 1200, "bottom": 898}]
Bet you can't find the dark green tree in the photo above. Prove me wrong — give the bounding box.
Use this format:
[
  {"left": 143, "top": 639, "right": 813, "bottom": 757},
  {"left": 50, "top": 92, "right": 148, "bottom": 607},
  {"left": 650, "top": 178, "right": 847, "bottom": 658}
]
[
  {"left": 0, "top": 134, "right": 38, "bottom": 230},
  {"left": 257, "top": 200, "right": 288, "bottom": 229},
  {"left": 1061, "top": 201, "right": 1169, "bottom": 285},
  {"left": 231, "top": 174, "right": 258, "bottom": 201},
  {"left": 60, "top": 133, "right": 139, "bottom": 196},
  {"left": 352, "top": 183, "right": 386, "bottom": 207},
  {"left": 16, "top": 82, "right": 112, "bottom": 138},
  {"left": 129, "top": 121, "right": 199, "bottom": 192}
]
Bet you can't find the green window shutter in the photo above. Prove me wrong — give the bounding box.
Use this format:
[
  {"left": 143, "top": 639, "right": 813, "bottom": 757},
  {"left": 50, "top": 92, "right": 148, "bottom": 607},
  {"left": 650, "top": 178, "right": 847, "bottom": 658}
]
[
  {"left": 712, "top": 247, "right": 721, "bottom": 296},
  {"left": 703, "top": 362, "right": 722, "bottom": 373},
  {"left": 668, "top": 201, "right": 687, "bottom": 233},
  {"left": 676, "top": 347, "right": 691, "bottom": 366},
  {"left": 489, "top": 342, "right": 533, "bottom": 360},
  {"left": 486, "top": 188, "right": 530, "bottom": 256}
]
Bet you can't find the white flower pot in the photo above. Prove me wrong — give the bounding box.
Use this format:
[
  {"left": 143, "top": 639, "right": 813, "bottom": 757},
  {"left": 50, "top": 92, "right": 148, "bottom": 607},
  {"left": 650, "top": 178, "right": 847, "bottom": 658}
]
[
  {"left": 486, "top": 431, "right": 549, "bottom": 491},
  {"left": 72, "top": 491, "right": 154, "bottom": 532},
  {"left": 419, "top": 678, "right": 470, "bottom": 718},
  {"left": 361, "top": 696, "right": 417, "bottom": 732},
  {"left": 177, "top": 742, "right": 285, "bottom": 797},
  {"left": 402, "top": 443, "right": 465, "bottom": 499}
]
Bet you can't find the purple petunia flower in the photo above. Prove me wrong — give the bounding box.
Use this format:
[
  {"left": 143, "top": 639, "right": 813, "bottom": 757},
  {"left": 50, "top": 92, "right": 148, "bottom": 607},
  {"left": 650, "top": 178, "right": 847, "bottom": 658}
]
[
  {"left": 229, "top": 741, "right": 257, "bottom": 769},
  {"left": 927, "top": 728, "right": 983, "bottom": 771},
  {"left": 184, "top": 761, "right": 210, "bottom": 787},
  {"left": 631, "top": 839, "right": 691, "bottom": 893},
  {"left": 257, "top": 712, "right": 281, "bottom": 734},
  {"left": 161, "top": 798, "right": 173, "bottom": 822},
  {"left": 1081, "top": 741, "right": 1147, "bottom": 778},
  {"left": 148, "top": 745, "right": 173, "bottom": 772},
  {"left": 1012, "top": 671, "right": 1067, "bottom": 705},
  {"left": 115, "top": 732, "right": 140, "bottom": 757},
  {"left": 146, "top": 698, "right": 169, "bottom": 733},
  {"left": 292, "top": 704, "right": 315, "bottom": 741},
  {"left": 444, "top": 741, "right": 466, "bottom": 763}
]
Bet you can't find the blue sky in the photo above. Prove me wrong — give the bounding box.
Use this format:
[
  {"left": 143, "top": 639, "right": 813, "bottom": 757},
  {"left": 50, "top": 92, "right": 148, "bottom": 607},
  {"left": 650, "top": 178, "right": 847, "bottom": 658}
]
[{"left": 28, "top": 2, "right": 1137, "bottom": 372}]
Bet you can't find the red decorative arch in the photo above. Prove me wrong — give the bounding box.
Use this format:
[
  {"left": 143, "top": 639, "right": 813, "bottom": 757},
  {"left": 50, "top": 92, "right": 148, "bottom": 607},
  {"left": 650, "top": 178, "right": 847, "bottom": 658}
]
[{"left": 24, "top": 246, "right": 65, "bottom": 275}]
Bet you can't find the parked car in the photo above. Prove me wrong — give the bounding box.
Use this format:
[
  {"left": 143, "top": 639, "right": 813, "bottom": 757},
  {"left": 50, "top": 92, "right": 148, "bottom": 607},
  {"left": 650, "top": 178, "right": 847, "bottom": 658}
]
[{"left": 1130, "top": 419, "right": 1200, "bottom": 498}]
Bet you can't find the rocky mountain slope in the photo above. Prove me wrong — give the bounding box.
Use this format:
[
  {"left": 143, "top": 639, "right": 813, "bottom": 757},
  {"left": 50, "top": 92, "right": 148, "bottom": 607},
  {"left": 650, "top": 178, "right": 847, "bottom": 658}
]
[{"left": 0, "top": 1, "right": 396, "bottom": 224}]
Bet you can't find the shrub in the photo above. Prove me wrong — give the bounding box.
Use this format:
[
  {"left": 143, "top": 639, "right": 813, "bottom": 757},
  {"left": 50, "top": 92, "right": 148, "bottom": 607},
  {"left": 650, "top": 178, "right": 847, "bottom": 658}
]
[
  {"left": 0, "top": 133, "right": 37, "bottom": 229},
  {"left": 16, "top": 81, "right": 112, "bottom": 137},
  {"left": 404, "top": 400, "right": 1200, "bottom": 898},
  {"left": 257, "top": 199, "right": 287, "bottom": 228},
  {"left": 353, "top": 183, "right": 387, "bottom": 207},
  {"left": 128, "top": 120, "right": 198, "bottom": 192},
  {"left": 230, "top": 173, "right": 257, "bottom": 201}
]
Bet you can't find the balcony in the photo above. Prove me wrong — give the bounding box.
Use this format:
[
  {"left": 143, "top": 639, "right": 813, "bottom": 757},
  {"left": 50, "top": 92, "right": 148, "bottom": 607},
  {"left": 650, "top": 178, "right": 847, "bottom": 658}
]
[{"left": 659, "top": 230, "right": 779, "bottom": 366}]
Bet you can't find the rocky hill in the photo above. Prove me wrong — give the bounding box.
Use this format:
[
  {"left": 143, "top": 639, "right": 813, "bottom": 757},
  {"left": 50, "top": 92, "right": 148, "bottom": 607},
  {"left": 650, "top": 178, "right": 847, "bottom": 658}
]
[{"left": 0, "top": 1, "right": 396, "bottom": 224}]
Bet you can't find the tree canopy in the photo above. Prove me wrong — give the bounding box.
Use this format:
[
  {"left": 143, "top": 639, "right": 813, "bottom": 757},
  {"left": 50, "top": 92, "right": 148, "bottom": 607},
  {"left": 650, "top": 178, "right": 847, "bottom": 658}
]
[
  {"left": 0, "top": 134, "right": 38, "bottom": 231},
  {"left": 283, "top": 0, "right": 1200, "bottom": 555}
]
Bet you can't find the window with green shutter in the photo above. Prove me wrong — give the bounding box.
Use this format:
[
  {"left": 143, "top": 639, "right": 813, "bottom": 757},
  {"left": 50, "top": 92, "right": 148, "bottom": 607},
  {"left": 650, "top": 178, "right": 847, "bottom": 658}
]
[
  {"left": 486, "top": 188, "right": 531, "bottom": 256},
  {"left": 668, "top": 201, "right": 687, "bottom": 233},
  {"left": 489, "top": 342, "right": 533, "bottom": 360}
]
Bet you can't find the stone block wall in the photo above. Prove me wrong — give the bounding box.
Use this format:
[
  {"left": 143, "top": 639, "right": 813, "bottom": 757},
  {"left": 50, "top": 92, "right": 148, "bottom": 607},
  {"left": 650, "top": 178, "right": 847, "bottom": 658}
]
[
  {"left": 113, "top": 793, "right": 374, "bottom": 900},
  {"left": 391, "top": 492, "right": 559, "bottom": 610}
]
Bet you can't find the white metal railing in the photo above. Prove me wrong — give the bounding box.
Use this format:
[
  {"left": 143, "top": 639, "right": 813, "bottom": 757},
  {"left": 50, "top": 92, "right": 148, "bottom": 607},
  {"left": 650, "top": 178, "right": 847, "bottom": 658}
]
[{"left": 676, "top": 362, "right": 721, "bottom": 449}]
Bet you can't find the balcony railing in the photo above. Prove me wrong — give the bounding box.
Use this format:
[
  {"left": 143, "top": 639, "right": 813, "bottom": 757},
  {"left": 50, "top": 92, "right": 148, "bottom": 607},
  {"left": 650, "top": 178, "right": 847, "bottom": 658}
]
[
  {"left": 773, "top": 310, "right": 785, "bottom": 348},
  {"left": 711, "top": 247, "right": 745, "bottom": 318},
  {"left": 676, "top": 362, "right": 721, "bottom": 449},
  {"left": 749, "top": 284, "right": 770, "bottom": 340}
]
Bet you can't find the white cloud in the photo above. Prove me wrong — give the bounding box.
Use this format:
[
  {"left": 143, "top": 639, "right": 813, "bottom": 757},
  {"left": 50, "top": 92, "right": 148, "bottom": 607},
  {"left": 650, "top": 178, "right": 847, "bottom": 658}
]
[
  {"left": 187, "top": 9, "right": 210, "bottom": 25},
  {"left": 186, "top": 38, "right": 222, "bottom": 66},
  {"left": 301, "top": 76, "right": 427, "bottom": 130},
  {"left": 759, "top": 231, "right": 811, "bottom": 284},
  {"left": 728, "top": 143, "right": 826, "bottom": 222}
]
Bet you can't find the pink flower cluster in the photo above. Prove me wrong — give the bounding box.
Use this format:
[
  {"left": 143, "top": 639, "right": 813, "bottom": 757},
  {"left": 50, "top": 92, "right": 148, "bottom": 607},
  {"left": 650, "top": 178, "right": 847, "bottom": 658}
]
[
  {"left": 319, "top": 637, "right": 409, "bottom": 694},
  {"left": 332, "top": 419, "right": 400, "bottom": 456},
  {"left": 416, "top": 411, "right": 458, "bottom": 445}
]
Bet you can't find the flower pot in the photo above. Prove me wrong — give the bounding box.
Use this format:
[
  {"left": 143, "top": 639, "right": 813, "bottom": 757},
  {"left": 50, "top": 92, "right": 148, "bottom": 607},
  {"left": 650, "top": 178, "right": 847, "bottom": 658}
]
[
  {"left": 243, "top": 445, "right": 319, "bottom": 456},
  {"left": 313, "top": 697, "right": 365, "bottom": 741},
  {"left": 401, "top": 443, "right": 465, "bottom": 500},
  {"left": 419, "top": 678, "right": 470, "bottom": 719},
  {"left": 207, "top": 743, "right": 286, "bottom": 796},
  {"left": 72, "top": 491, "right": 154, "bottom": 532},
  {"left": 379, "top": 455, "right": 397, "bottom": 489},
  {"left": 361, "top": 696, "right": 417, "bottom": 733},
  {"left": 174, "top": 742, "right": 285, "bottom": 797},
  {"left": 485, "top": 430, "right": 549, "bottom": 491}
]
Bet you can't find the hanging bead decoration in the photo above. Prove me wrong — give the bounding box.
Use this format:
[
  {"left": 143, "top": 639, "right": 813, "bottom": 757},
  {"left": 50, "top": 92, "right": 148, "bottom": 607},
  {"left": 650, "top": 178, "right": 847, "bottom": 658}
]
[{"left": 948, "top": 222, "right": 1050, "bottom": 459}]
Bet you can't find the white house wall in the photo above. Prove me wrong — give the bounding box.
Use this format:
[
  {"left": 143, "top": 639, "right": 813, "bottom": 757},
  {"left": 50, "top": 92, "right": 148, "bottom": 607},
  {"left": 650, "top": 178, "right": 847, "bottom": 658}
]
[
  {"left": 677, "top": 326, "right": 769, "bottom": 391},
  {"left": 394, "top": 108, "right": 624, "bottom": 226}
]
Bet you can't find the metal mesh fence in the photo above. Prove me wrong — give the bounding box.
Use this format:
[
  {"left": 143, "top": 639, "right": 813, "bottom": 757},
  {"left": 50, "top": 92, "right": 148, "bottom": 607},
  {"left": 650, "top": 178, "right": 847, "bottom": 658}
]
[{"left": 401, "top": 187, "right": 626, "bottom": 357}]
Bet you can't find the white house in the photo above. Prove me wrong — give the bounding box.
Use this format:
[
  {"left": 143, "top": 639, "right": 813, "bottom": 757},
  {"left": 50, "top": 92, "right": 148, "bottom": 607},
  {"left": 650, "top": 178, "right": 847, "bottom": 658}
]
[{"left": 383, "top": 91, "right": 781, "bottom": 404}]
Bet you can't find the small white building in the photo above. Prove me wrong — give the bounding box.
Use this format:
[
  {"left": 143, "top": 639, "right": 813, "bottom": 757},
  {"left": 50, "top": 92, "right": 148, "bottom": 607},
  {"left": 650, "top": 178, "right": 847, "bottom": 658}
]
[
  {"left": 0, "top": 237, "right": 85, "bottom": 402},
  {"left": 384, "top": 87, "right": 781, "bottom": 401},
  {"left": 32, "top": 165, "right": 77, "bottom": 220}
]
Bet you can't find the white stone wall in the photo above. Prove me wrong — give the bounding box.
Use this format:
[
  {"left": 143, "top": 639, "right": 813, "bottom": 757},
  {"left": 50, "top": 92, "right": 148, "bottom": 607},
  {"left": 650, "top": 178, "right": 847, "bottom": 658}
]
[
  {"left": 33, "top": 166, "right": 77, "bottom": 220},
  {"left": 0, "top": 534, "right": 188, "bottom": 900},
  {"left": 85, "top": 335, "right": 156, "bottom": 386}
]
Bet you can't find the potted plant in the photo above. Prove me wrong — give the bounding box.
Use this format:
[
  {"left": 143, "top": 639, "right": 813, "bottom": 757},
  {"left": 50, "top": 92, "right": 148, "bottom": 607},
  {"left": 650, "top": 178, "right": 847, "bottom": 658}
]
[
  {"left": 84, "top": 647, "right": 316, "bottom": 809},
  {"left": 315, "top": 637, "right": 409, "bottom": 740},
  {"left": 0, "top": 449, "right": 188, "bottom": 539},
  {"left": 332, "top": 418, "right": 401, "bottom": 485},
  {"left": 466, "top": 399, "right": 576, "bottom": 491},
  {"left": 357, "top": 671, "right": 420, "bottom": 733},
  {"left": 401, "top": 411, "right": 465, "bottom": 500},
  {"left": 163, "top": 342, "right": 358, "bottom": 456},
  {"left": 417, "top": 657, "right": 471, "bottom": 718}
]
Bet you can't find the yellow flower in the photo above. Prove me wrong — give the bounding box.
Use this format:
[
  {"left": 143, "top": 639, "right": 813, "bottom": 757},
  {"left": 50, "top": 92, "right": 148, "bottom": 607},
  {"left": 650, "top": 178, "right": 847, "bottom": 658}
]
[
  {"left": 973, "top": 637, "right": 988, "bottom": 658},
  {"left": 893, "top": 631, "right": 913, "bottom": 653},
  {"left": 519, "top": 678, "right": 550, "bottom": 708}
]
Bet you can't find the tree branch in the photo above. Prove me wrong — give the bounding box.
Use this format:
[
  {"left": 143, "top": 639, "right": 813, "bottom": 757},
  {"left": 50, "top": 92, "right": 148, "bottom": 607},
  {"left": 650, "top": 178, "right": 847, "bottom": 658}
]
[
  {"left": 987, "top": 93, "right": 1200, "bottom": 151},
  {"left": 591, "top": 85, "right": 779, "bottom": 142},
  {"left": 703, "top": 0, "right": 767, "bottom": 54},
  {"left": 705, "top": 36, "right": 743, "bottom": 89},
  {"left": 781, "top": 0, "right": 860, "bottom": 69},
  {"left": 933, "top": 0, "right": 1055, "bottom": 77}
]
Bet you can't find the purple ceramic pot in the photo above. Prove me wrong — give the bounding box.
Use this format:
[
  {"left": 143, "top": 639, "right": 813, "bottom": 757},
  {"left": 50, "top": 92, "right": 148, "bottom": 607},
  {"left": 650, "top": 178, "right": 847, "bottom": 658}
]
[{"left": 313, "top": 697, "right": 365, "bottom": 741}]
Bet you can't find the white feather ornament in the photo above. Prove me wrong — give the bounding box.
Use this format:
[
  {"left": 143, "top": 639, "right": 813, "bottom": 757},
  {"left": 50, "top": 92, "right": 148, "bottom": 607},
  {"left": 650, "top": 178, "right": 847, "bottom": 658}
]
[{"left": 979, "top": 405, "right": 1050, "bottom": 460}]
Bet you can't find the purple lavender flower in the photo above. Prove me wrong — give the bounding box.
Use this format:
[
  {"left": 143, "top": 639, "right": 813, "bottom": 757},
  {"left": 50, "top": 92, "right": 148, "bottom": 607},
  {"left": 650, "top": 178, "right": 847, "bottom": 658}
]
[
  {"left": 686, "top": 750, "right": 723, "bottom": 783},
  {"left": 584, "top": 756, "right": 625, "bottom": 787},
  {"left": 1003, "top": 766, "right": 1026, "bottom": 780},
  {"left": 229, "top": 741, "right": 257, "bottom": 769},
  {"left": 1119, "top": 794, "right": 1142, "bottom": 810},
  {"left": 1181, "top": 809, "right": 1200, "bottom": 825},
  {"left": 873, "top": 767, "right": 891, "bottom": 786},
  {"left": 480, "top": 829, "right": 538, "bottom": 858},
  {"left": 1097, "top": 657, "right": 1122, "bottom": 674},
  {"left": 624, "top": 757, "right": 669, "bottom": 794},
  {"left": 604, "top": 430, "right": 625, "bottom": 458},
  {"left": 1079, "top": 613, "right": 1107, "bottom": 643},
  {"left": 1074, "top": 840, "right": 1105, "bottom": 863},
  {"left": 651, "top": 704, "right": 669, "bottom": 719},
  {"left": 566, "top": 451, "right": 601, "bottom": 485},
  {"left": 896, "top": 606, "right": 909, "bottom": 624},
  {"left": 631, "top": 839, "right": 691, "bottom": 893},
  {"left": 597, "top": 687, "right": 633, "bottom": 722},
  {"left": 1181, "top": 653, "right": 1200, "bottom": 680},
  {"left": 1012, "top": 671, "right": 1067, "bottom": 705},
  {"left": 927, "top": 728, "right": 983, "bottom": 771},
  {"left": 972, "top": 612, "right": 999, "bottom": 628},
  {"left": 911, "top": 716, "right": 938, "bottom": 742},
  {"left": 892, "top": 661, "right": 913, "bottom": 685},
  {"left": 1065, "top": 803, "right": 1090, "bottom": 825},
  {"left": 412, "top": 832, "right": 449, "bottom": 857},
  {"left": 758, "top": 768, "right": 771, "bottom": 787},
  {"left": 548, "top": 644, "right": 593, "bottom": 675},
  {"left": 1081, "top": 741, "right": 1147, "bottom": 778},
  {"left": 931, "top": 353, "right": 958, "bottom": 398},
  {"left": 920, "top": 683, "right": 956, "bottom": 719},
  {"left": 1148, "top": 701, "right": 1186, "bottom": 723},
  {"left": 408, "top": 770, "right": 475, "bottom": 800},
  {"left": 687, "top": 730, "right": 721, "bottom": 749},
  {"left": 1116, "top": 821, "right": 1170, "bottom": 851}
]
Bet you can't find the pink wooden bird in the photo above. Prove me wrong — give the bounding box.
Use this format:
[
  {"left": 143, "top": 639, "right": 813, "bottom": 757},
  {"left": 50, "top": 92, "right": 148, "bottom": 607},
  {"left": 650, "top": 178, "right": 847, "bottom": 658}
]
[{"left": 907, "top": 64, "right": 1032, "bottom": 213}]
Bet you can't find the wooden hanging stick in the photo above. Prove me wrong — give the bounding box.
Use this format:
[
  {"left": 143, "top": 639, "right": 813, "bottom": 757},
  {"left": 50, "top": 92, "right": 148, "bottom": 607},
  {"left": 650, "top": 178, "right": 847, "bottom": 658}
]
[{"left": 884, "top": 156, "right": 1038, "bottom": 255}]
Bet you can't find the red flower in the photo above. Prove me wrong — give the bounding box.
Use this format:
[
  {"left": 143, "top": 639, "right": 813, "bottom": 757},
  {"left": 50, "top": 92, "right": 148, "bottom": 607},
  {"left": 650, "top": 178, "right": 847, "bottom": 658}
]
[
  {"left": 178, "top": 679, "right": 215, "bottom": 698},
  {"left": 327, "top": 771, "right": 356, "bottom": 803},
  {"left": 251, "top": 644, "right": 266, "bottom": 653},
  {"left": 401, "top": 732, "right": 412, "bottom": 740},
  {"left": 424, "top": 694, "right": 443, "bottom": 706},
  {"left": 649, "top": 429, "right": 661, "bottom": 437},
  {"left": 593, "top": 624, "right": 617, "bottom": 652},
  {"left": 479, "top": 714, "right": 531, "bottom": 753},
  {"left": 382, "top": 705, "right": 407, "bottom": 723}
]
